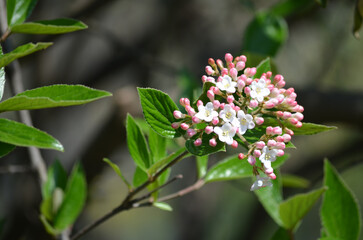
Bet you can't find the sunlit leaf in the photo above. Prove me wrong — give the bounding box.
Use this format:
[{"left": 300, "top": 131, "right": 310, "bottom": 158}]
[
  {"left": 153, "top": 202, "right": 173, "bottom": 211},
  {"left": 6, "top": 0, "right": 37, "bottom": 26}
]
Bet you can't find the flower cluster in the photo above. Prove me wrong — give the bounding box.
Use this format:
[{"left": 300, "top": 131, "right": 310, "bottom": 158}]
[{"left": 172, "top": 53, "right": 304, "bottom": 190}]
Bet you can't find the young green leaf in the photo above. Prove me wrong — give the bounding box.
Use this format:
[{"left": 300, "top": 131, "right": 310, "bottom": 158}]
[
  {"left": 0, "top": 141, "right": 16, "bottom": 158},
  {"left": 0, "top": 85, "right": 111, "bottom": 112},
  {"left": 255, "top": 58, "right": 271, "bottom": 78},
  {"left": 196, "top": 155, "right": 208, "bottom": 179},
  {"left": 138, "top": 88, "right": 182, "bottom": 139},
  {"left": 40, "top": 215, "right": 60, "bottom": 236},
  {"left": 243, "top": 12, "right": 288, "bottom": 57},
  {"left": 133, "top": 166, "right": 148, "bottom": 187},
  {"left": 185, "top": 133, "right": 225, "bottom": 156},
  {"left": 0, "top": 42, "right": 52, "bottom": 68},
  {"left": 147, "top": 147, "right": 188, "bottom": 175},
  {"left": 279, "top": 187, "right": 326, "bottom": 230},
  {"left": 321, "top": 160, "right": 361, "bottom": 240},
  {"left": 255, "top": 171, "right": 284, "bottom": 226},
  {"left": 53, "top": 163, "right": 87, "bottom": 230},
  {"left": 271, "top": 227, "right": 290, "bottom": 240},
  {"left": 103, "top": 158, "right": 132, "bottom": 190},
  {"left": 0, "top": 46, "right": 5, "bottom": 101},
  {"left": 6, "top": 0, "right": 37, "bottom": 26},
  {"left": 10, "top": 18, "right": 87, "bottom": 34},
  {"left": 42, "top": 160, "right": 67, "bottom": 199},
  {"left": 126, "top": 114, "right": 151, "bottom": 171},
  {"left": 270, "top": 0, "right": 315, "bottom": 18},
  {"left": 148, "top": 128, "right": 166, "bottom": 164},
  {"left": 153, "top": 202, "right": 173, "bottom": 211},
  {"left": 282, "top": 174, "right": 310, "bottom": 189},
  {"left": 158, "top": 168, "right": 171, "bottom": 186},
  {"left": 0, "top": 118, "right": 63, "bottom": 151},
  {"left": 205, "top": 154, "right": 289, "bottom": 183}
]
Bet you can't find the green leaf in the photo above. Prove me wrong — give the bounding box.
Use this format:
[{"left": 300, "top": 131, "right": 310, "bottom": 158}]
[
  {"left": 138, "top": 88, "right": 182, "bottom": 139},
  {"left": 0, "top": 46, "right": 5, "bottom": 101},
  {"left": 0, "top": 85, "right": 111, "bottom": 112},
  {"left": 42, "top": 160, "right": 67, "bottom": 199},
  {"left": 103, "top": 158, "right": 132, "bottom": 190},
  {"left": 282, "top": 174, "right": 310, "bottom": 188},
  {"left": 205, "top": 154, "right": 289, "bottom": 183},
  {"left": 6, "top": 0, "right": 37, "bottom": 26},
  {"left": 148, "top": 147, "right": 188, "bottom": 175},
  {"left": 133, "top": 166, "right": 148, "bottom": 187},
  {"left": 126, "top": 114, "right": 151, "bottom": 170},
  {"left": 10, "top": 18, "right": 87, "bottom": 35},
  {"left": 148, "top": 128, "right": 166, "bottom": 164},
  {"left": 279, "top": 187, "right": 326, "bottom": 230},
  {"left": 158, "top": 168, "right": 171, "bottom": 186},
  {"left": 270, "top": 0, "right": 315, "bottom": 17},
  {"left": 0, "top": 42, "right": 52, "bottom": 68},
  {"left": 0, "top": 141, "right": 16, "bottom": 158},
  {"left": 242, "top": 12, "right": 288, "bottom": 57},
  {"left": 0, "top": 118, "right": 63, "bottom": 151},
  {"left": 53, "top": 163, "right": 87, "bottom": 230},
  {"left": 255, "top": 58, "right": 271, "bottom": 78},
  {"left": 271, "top": 227, "right": 290, "bottom": 240},
  {"left": 40, "top": 215, "right": 59, "bottom": 236},
  {"left": 353, "top": 0, "right": 363, "bottom": 38},
  {"left": 153, "top": 202, "right": 173, "bottom": 211},
  {"left": 196, "top": 155, "right": 208, "bottom": 179},
  {"left": 185, "top": 133, "right": 225, "bottom": 157},
  {"left": 255, "top": 171, "right": 283, "bottom": 226},
  {"left": 320, "top": 160, "right": 361, "bottom": 240}
]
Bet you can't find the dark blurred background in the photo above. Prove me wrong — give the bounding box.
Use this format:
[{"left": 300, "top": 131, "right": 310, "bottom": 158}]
[{"left": 1, "top": 0, "right": 363, "bottom": 239}]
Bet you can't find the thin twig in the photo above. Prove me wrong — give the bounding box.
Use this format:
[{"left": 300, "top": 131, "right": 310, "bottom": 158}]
[{"left": 158, "top": 178, "right": 205, "bottom": 202}]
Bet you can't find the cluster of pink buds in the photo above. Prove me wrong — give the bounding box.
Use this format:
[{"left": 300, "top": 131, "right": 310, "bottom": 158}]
[{"left": 172, "top": 53, "right": 304, "bottom": 190}]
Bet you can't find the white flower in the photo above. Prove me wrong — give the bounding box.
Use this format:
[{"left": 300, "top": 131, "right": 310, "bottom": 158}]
[
  {"left": 213, "top": 122, "right": 236, "bottom": 145},
  {"left": 250, "top": 175, "right": 272, "bottom": 191},
  {"left": 195, "top": 102, "right": 218, "bottom": 122},
  {"left": 259, "top": 146, "right": 278, "bottom": 169},
  {"left": 250, "top": 78, "right": 270, "bottom": 102},
  {"left": 216, "top": 75, "right": 237, "bottom": 93},
  {"left": 219, "top": 104, "right": 236, "bottom": 123},
  {"left": 232, "top": 110, "right": 255, "bottom": 135}
]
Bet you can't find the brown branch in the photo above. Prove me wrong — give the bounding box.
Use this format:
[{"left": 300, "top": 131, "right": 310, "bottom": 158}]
[{"left": 158, "top": 178, "right": 205, "bottom": 202}]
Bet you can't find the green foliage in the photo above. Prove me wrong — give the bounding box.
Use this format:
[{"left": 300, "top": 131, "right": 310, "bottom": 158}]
[
  {"left": 255, "top": 57, "right": 271, "bottom": 78},
  {"left": 0, "top": 141, "right": 16, "bottom": 158},
  {"left": 282, "top": 174, "right": 310, "bottom": 189},
  {"left": 103, "top": 158, "right": 132, "bottom": 190},
  {"left": 0, "top": 42, "right": 52, "bottom": 68},
  {"left": 148, "top": 128, "right": 167, "bottom": 164},
  {"left": 0, "top": 46, "right": 5, "bottom": 101},
  {"left": 243, "top": 12, "right": 288, "bottom": 57},
  {"left": 138, "top": 88, "right": 182, "bottom": 139},
  {"left": 353, "top": 0, "right": 363, "bottom": 38},
  {"left": 270, "top": 0, "right": 315, "bottom": 17},
  {"left": 148, "top": 147, "right": 188, "bottom": 175},
  {"left": 133, "top": 166, "right": 148, "bottom": 187},
  {"left": 0, "top": 85, "right": 111, "bottom": 112},
  {"left": 153, "top": 202, "right": 173, "bottom": 211},
  {"left": 0, "top": 118, "right": 63, "bottom": 151},
  {"left": 321, "top": 160, "right": 361, "bottom": 240},
  {"left": 196, "top": 155, "right": 208, "bottom": 179},
  {"left": 185, "top": 133, "right": 225, "bottom": 156},
  {"left": 6, "top": 0, "right": 37, "bottom": 26},
  {"left": 10, "top": 18, "right": 87, "bottom": 34},
  {"left": 126, "top": 114, "right": 151, "bottom": 171},
  {"left": 271, "top": 227, "right": 290, "bottom": 240},
  {"left": 279, "top": 187, "right": 326, "bottom": 230}
]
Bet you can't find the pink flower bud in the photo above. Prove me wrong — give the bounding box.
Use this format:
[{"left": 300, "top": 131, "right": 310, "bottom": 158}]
[
  {"left": 205, "top": 66, "right": 215, "bottom": 75},
  {"left": 171, "top": 122, "right": 180, "bottom": 129},
  {"left": 208, "top": 58, "right": 215, "bottom": 66},
  {"left": 264, "top": 101, "right": 275, "bottom": 109},
  {"left": 173, "top": 110, "right": 184, "bottom": 119},
  {"left": 216, "top": 59, "right": 224, "bottom": 70},
  {"left": 276, "top": 95, "right": 284, "bottom": 104},
  {"left": 269, "top": 173, "right": 277, "bottom": 180},
  {"left": 244, "top": 86, "right": 251, "bottom": 95},
  {"left": 256, "top": 141, "right": 265, "bottom": 149},
  {"left": 266, "top": 126, "right": 274, "bottom": 135},
  {"left": 227, "top": 95, "right": 234, "bottom": 104},
  {"left": 206, "top": 77, "right": 215, "bottom": 83},
  {"left": 282, "top": 111, "right": 291, "bottom": 119},
  {"left": 219, "top": 103, "right": 225, "bottom": 110},
  {"left": 231, "top": 140, "right": 238, "bottom": 149},
  {"left": 238, "top": 153, "right": 245, "bottom": 160},
  {"left": 233, "top": 106, "right": 240, "bottom": 112},
  {"left": 273, "top": 127, "right": 282, "bottom": 135},
  {"left": 221, "top": 68, "right": 228, "bottom": 76},
  {"left": 267, "top": 139, "right": 276, "bottom": 147},
  {"left": 212, "top": 86, "right": 222, "bottom": 95},
  {"left": 270, "top": 88, "right": 279, "bottom": 97},
  {"left": 225, "top": 53, "right": 233, "bottom": 63},
  {"left": 289, "top": 92, "right": 297, "bottom": 99},
  {"left": 209, "top": 138, "right": 217, "bottom": 147},
  {"left": 179, "top": 98, "right": 186, "bottom": 106},
  {"left": 212, "top": 117, "right": 219, "bottom": 125},
  {"left": 228, "top": 63, "right": 235, "bottom": 69},
  {"left": 295, "top": 121, "right": 303, "bottom": 128},
  {"left": 285, "top": 128, "right": 294, "bottom": 136},
  {"left": 253, "top": 150, "right": 261, "bottom": 158},
  {"left": 274, "top": 74, "right": 284, "bottom": 84},
  {"left": 236, "top": 61, "right": 245, "bottom": 71},
  {"left": 249, "top": 100, "right": 258, "bottom": 108},
  {"left": 240, "top": 55, "right": 247, "bottom": 62},
  {"left": 237, "top": 79, "right": 245, "bottom": 92},
  {"left": 197, "top": 100, "right": 203, "bottom": 107},
  {"left": 282, "top": 134, "right": 291, "bottom": 142},
  {"left": 285, "top": 88, "right": 294, "bottom": 96},
  {"left": 207, "top": 90, "right": 215, "bottom": 101},
  {"left": 275, "top": 142, "right": 286, "bottom": 150},
  {"left": 187, "top": 129, "right": 197, "bottom": 137},
  {"left": 275, "top": 136, "right": 284, "bottom": 142},
  {"left": 276, "top": 149, "right": 285, "bottom": 157},
  {"left": 267, "top": 84, "right": 274, "bottom": 91},
  {"left": 245, "top": 77, "right": 253, "bottom": 85},
  {"left": 255, "top": 117, "right": 264, "bottom": 125},
  {"left": 292, "top": 112, "right": 304, "bottom": 121},
  {"left": 244, "top": 67, "right": 256, "bottom": 77},
  {"left": 265, "top": 167, "right": 274, "bottom": 175},
  {"left": 192, "top": 116, "right": 201, "bottom": 124},
  {"left": 180, "top": 123, "right": 189, "bottom": 130},
  {"left": 184, "top": 98, "right": 190, "bottom": 106},
  {"left": 201, "top": 75, "right": 207, "bottom": 83},
  {"left": 266, "top": 71, "right": 272, "bottom": 79},
  {"left": 276, "top": 80, "right": 286, "bottom": 88},
  {"left": 213, "top": 100, "right": 220, "bottom": 109},
  {"left": 248, "top": 155, "right": 256, "bottom": 165},
  {"left": 298, "top": 106, "right": 304, "bottom": 113},
  {"left": 194, "top": 138, "right": 202, "bottom": 146},
  {"left": 229, "top": 68, "right": 238, "bottom": 80},
  {"left": 205, "top": 126, "right": 214, "bottom": 134},
  {"left": 276, "top": 111, "right": 284, "bottom": 118},
  {"left": 289, "top": 118, "right": 298, "bottom": 125}
]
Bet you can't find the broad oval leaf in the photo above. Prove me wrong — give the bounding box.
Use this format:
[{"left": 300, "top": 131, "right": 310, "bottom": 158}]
[
  {"left": 138, "top": 88, "right": 182, "bottom": 139},
  {"left": 321, "top": 160, "right": 361, "bottom": 240},
  {"left": 0, "top": 141, "right": 16, "bottom": 158},
  {"left": 185, "top": 133, "right": 225, "bottom": 157},
  {"left": 0, "top": 118, "right": 63, "bottom": 151},
  {"left": 0, "top": 84, "right": 112, "bottom": 112},
  {"left": 126, "top": 114, "right": 151, "bottom": 171},
  {"left": 6, "top": 0, "right": 37, "bottom": 26},
  {"left": 10, "top": 18, "right": 87, "bottom": 35},
  {"left": 0, "top": 42, "right": 52, "bottom": 68},
  {"left": 53, "top": 163, "right": 87, "bottom": 230},
  {"left": 255, "top": 58, "right": 271, "bottom": 78},
  {"left": 279, "top": 187, "right": 326, "bottom": 230}
]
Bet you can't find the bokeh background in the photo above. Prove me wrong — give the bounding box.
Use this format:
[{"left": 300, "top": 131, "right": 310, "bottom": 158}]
[{"left": 1, "top": 0, "right": 363, "bottom": 239}]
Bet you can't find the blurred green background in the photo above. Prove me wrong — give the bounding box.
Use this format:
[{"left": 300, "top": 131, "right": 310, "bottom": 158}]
[{"left": 1, "top": 0, "right": 363, "bottom": 239}]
